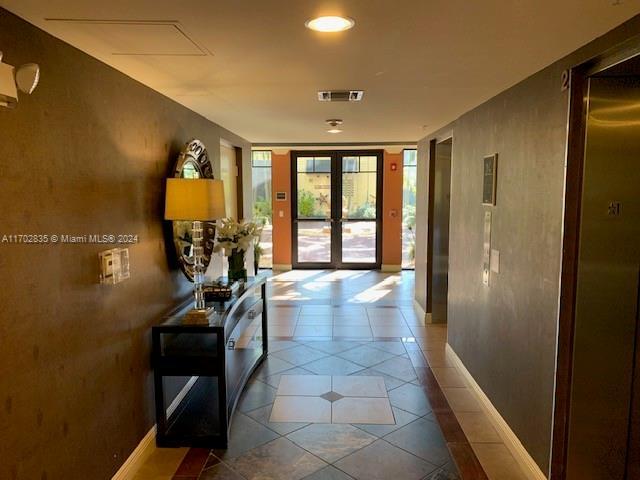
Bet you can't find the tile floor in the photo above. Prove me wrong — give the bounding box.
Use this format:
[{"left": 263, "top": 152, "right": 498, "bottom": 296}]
[
  {"left": 216, "top": 332, "right": 457, "bottom": 480},
  {"left": 270, "top": 374, "right": 394, "bottom": 425},
  {"left": 139, "top": 271, "right": 531, "bottom": 480}
]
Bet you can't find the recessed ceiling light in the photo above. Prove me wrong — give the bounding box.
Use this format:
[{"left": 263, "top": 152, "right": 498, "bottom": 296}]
[
  {"left": 327, "top": 128, "right": 343, "bottom": 134},
  {"left": 305, "top": 16, "right": 355, "bottom": 32}
]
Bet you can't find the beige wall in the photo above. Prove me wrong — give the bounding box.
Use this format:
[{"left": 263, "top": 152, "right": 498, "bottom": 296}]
[{"left": 220, "top": 143, "right": 238, "bottom": 219}]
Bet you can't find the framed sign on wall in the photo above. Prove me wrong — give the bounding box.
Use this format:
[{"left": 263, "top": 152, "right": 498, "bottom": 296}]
[{"left": 482, "top": 153, "right": 498, "bottom": 206}]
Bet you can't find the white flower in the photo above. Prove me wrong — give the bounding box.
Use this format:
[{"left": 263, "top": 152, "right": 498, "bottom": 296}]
[
  {"left": 237, "top": 237, "right": 252, "bottom": 251},
  {"left": 214, "top": 218, "right": 260, "bottom": 255}
]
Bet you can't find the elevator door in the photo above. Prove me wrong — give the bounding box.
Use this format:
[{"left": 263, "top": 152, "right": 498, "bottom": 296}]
[
  {"left": 431, "top": 139, "right": 452, "bottom": 323},
  {"left": 567, "top": 75, "right": 640, "bottom": 479}
]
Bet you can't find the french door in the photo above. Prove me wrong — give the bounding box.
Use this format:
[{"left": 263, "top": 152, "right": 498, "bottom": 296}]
[{"left": 291, "top": 150, "right": 383, "bottom": 269}]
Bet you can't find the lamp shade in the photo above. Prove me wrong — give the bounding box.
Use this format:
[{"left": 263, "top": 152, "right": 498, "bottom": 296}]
[{"left": 164, "top": 178, "right": 226, "bottom": 221}]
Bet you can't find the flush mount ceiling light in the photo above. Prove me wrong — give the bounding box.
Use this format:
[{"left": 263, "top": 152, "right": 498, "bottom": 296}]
[
  {"left": 305, "top": 16, "right": 355, "bottom": 32},
  {"left": 326, "top": 119, "right": 343, "bottom": 133}
]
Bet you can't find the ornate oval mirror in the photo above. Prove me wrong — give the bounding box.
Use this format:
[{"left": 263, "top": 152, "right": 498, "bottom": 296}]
[{"left": 172, "top": 139, "right": 217, "bottom": 281}]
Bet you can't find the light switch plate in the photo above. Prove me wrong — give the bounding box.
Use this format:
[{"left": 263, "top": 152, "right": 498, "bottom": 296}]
[
  {"left": 490, "top": 249, "right": 500, "bottom": 273},
  {"left": 482, "top": 210, "right": 492, "bottom": 286},
  {"left": 99, "top": 247, "right": 130, "bottom": 284}
]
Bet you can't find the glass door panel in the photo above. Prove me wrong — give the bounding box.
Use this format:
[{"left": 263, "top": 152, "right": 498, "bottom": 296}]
[
  {"left": 296, "top": 157, "right": 331, "bottom": 219},
  {"left": 297, "top": 220, "right": 332, "bottom": 263},
  {"left": 340, "top": 155, "right": 380, "bottom": 267},
  {"left": 402, "top": 150, "right": 417, "bottom": 269},
  {"left": 341, "top": 221, "right": 377, "bottom": 263},
  {"left": 341, "top": 156, "right": 378, "bottom": 219},
  {"left": 292, "top": 151, "right": 382, "bottom": 269},
  {"left": 294, "top": 156, "right": 333, "bottom": 266}
]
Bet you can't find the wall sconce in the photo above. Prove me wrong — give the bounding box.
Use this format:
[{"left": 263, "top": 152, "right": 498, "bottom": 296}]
[{"left": 0, "top": 51, "right": 40, "bottom": 108}]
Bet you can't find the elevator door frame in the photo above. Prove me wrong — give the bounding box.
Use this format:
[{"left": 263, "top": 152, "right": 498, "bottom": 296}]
[
  {"left": 428, "top": 138, "right": 452, "bottom": 323},
  {"left": 551, "top": 41, "right": 640, "bottom": 480}
]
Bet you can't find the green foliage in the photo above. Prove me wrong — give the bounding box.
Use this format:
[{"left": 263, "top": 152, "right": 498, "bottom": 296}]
[
  {"left": 402, "top": 165, "right": 417, "bottom": 214},
  {"left": 254, "top": 243, "right": 264, "bottom": 262},
  {"left": 253, "top": 200, "right": 272, "bottom": 223},
  {"left": 353, "top": 201, "right": 376, "bottom": 219},
  {"left": 404, "top": 210, "right": 416, "bottom": 261},
  {"left": 403, "top": 204, "right": 416, "bottom": 228},
  {"left": 298, "top": 191, "right": 318, "bottom": 217}
]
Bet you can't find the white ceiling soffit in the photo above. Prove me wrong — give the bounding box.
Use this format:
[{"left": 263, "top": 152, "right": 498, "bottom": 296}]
[
  {"left": 2, "top": 1, "right": 640, "bottom": 143},
  {"left": 43, "top": 19, "right": 210, "bottom": 56},
  {"left": 252, "top": 144, "right": 416, "bottom": 154}
]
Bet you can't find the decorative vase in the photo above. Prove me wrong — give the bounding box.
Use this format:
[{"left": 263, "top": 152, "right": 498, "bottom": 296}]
[{"left": 228, "top": 248, "right": 247, "bottom": 282}]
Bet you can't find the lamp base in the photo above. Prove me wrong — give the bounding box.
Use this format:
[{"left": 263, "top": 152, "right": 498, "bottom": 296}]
[{"left": 184, "top": 307, "right": 215, "bottom": 325}]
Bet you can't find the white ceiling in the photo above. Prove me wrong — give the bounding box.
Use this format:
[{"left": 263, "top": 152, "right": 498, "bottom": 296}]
[{"left": 2, "top": 1, "right": 639, "bottom": 143}]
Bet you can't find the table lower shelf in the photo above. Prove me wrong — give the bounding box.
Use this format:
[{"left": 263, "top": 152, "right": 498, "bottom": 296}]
[
  {"left": 159, "top": 376, "right": 222, "bottom": 447},
  {"left": 156, "top": 348, "right": 266, "bottom": 448}
]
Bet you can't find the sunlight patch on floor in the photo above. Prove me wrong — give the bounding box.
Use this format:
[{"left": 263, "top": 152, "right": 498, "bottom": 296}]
[
  {"left": 317, "top": 270, "right": 368, "bottom": 282},
  {"left": 270, "top": 270, "right": 324, "bottom": 282},
  {"left": 351, "top": 288, "right": 392, "bottom": 303}
]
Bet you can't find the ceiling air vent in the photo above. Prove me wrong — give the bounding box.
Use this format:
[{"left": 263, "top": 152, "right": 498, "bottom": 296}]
[{"left": 317, "top": 90, "right": 364, "bottom": 102}]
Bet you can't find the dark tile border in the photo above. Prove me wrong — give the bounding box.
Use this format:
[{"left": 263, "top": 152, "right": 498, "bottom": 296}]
[
  {"left": 172, "top": 448, "right": 210, "bottom": 479},
  {"left": 414, "top": 366, "right": 488, "bottom": 479}
]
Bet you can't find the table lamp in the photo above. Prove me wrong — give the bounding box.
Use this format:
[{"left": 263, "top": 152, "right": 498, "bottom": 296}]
[{"left": 165, "top": 178, "right": 226, "bottom": 319}]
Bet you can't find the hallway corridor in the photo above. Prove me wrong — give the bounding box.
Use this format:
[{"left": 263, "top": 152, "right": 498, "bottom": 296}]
[
  {"left": 2, "top": 3, "right": 639, "bottom": 478},
  {"left": 160, "top": 271, "right": 528, "bottom": 480}
]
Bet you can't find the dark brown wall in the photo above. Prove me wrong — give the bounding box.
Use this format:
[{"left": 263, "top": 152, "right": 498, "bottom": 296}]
[
  {"left": 416, "top": 15, "right": 640, "bottom": 474},
  {"left": 0, "top": 9, "right": 250, "bottom": 480}
]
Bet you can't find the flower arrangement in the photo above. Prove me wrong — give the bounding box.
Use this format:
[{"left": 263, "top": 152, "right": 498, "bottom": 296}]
[
  {"left": 213, "top": 218, "right": 261, "bottom": 255},
  {"left": 213, "top": 218, "right": 262, "bottom": 282}
]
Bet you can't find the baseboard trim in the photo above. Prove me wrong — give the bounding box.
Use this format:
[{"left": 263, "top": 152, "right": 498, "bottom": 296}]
[
  {"left": 413, "top": 299, "right": 427, "bottom": 322},
  {"left": 381, "top": 264, "right": 402, "bottom": 272},
  {"left": 111, "top": 376, "right": 198, "bottom": 480},
  {"left": 111, "top": 425, "right": 156, "bottom": 480},
  {"left": 445, "top": 345, "right": 547, "bottom": 480},
  {"left": 272, "top": 264, "right": 292, "bottom": 271}
]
